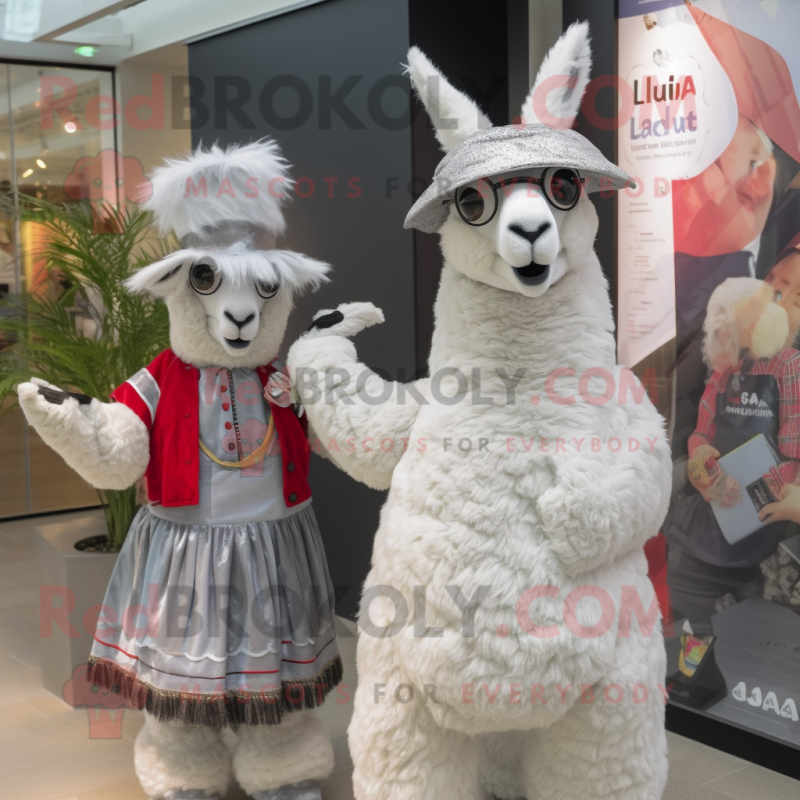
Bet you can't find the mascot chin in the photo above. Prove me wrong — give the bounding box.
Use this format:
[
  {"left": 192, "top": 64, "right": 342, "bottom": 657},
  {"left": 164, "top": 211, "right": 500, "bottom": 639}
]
[
  {"left": 287, "top": 21, "right": 673, "bottom": 800},
  {"left": 18, "top": 141, "right": 341, "bottom": 800}
]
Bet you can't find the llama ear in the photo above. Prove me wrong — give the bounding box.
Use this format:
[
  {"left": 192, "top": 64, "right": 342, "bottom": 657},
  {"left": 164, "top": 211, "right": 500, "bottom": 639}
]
[
  {"left": 404, "top": 46, "right": 492, "bottom": 152},
  {"left": 124, "top": 253, "right": 189, "bottom": 298},
  {"left": 521, "top": 20, "right": 592, "bottom": 128}
]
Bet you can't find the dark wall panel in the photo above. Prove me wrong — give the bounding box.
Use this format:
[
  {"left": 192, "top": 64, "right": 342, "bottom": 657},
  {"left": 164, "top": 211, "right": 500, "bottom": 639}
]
[
  {"left": 563, "top": 0, "right": 618, "bottom": 320},
  {"left": 408, "top": 0, "right": 509, "bottom": 372},
  {"left": 188, "top": 0, "right": 415, "bottom": 619},
  {"left": 189, "top": 0, "right": 416, "bottom": 375}
]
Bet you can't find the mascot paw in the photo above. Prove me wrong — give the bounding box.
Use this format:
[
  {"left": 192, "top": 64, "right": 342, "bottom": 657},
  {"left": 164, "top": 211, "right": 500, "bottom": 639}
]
[
  {"left": 304, "top": 302, "right": 384, "bottom": 340},
  {"left": 17, "top": 379, "right": 87, "bottom": 430},
  {"left": 29, "top": 376, "right": 93, "bottom": 406}
]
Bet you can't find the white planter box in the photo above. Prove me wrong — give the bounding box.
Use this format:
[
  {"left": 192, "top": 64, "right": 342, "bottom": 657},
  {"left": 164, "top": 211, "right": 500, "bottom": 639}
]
[{"left": 34, "top": 514, "right": 118, "bottom": 705}]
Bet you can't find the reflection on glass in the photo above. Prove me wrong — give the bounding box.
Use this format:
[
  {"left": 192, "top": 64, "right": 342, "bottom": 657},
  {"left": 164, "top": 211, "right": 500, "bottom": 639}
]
[{"left": 0, "top": 62, "right": 114, "bottom": 516}]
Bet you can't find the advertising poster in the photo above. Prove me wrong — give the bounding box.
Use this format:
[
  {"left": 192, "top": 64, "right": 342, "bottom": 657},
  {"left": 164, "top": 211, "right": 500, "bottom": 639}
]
[{"left": 617, "top": 0, "right": 800, "bottom": 747}]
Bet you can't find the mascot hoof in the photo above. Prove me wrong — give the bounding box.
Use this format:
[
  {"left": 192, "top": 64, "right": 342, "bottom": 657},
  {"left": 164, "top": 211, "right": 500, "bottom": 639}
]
[
  {"left": 162, "top": 791, "right": 223, "bottom": 800},
  {"left": 251, "top": 780, "right": 322, "bottom": 800},
  {"left": 303, "top": 301, "right": 384, "bottom": 340},
  {"left": 307, "top": 310, "right": 344, "bottom": 331}
]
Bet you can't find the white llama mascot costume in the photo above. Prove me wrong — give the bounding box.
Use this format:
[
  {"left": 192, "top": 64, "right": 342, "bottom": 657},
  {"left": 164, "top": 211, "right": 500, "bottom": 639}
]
[
  {"left": 17, "top": 141, "right": 342, "bottom": 800},
  {"left": 287, "top": 23, "right": 673, "bottom": 800}
]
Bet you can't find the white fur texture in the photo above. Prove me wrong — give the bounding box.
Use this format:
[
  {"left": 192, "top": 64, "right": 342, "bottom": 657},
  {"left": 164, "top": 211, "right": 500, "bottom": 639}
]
[
  {"left": 404, "top": 47, "right": 493, "bottom": 152},
  {"left": 288, "top": 307, "right": 427, "bottom": 491},
  {"left": 16, "top": 378, "right": 149, "bottom": 490},
  {"left": 295, "top": 255, "right": 671, "bottom": 799},
  {"left": 134, "top": 712, "right": 232, "bottom": 798},
  {"left": 166, "top": 279, "right": 293, "bottom": 369},
  {"left": 125, "top": 249, "right": 329, "bottom": 299},
  {"left": 143, "top": 139, "right": 291, "bottom": 239},
  {"left": 233, "top": 710, "right": 334, "bottom": 795},
  {"left": 521, "top": 21, "right": 592, "bottom": 128}
]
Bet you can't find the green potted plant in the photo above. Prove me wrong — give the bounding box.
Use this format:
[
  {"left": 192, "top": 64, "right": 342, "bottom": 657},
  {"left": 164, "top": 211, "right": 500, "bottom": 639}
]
[
  {"left": 0, "top": 197, "right": 171, "bottom": 548},
  {"left": 0, "top": 197, "right": 172, "bottom": 702}
]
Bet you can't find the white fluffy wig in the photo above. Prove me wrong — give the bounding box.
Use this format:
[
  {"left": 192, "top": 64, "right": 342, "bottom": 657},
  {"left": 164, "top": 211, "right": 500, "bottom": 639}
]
[
  {"left": 703, "top": 277, "right": 789, "bottom": 373},
  {"left": 143, "top": 139, "right": 291, "bottom": 239},
  {"left": 127, "top": 139, "right": 329, "bottom": 298}
]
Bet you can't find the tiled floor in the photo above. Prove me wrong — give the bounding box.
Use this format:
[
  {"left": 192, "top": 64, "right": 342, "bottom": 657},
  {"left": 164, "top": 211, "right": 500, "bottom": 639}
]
[{"left": 1, "top": 511, "right": 798, "bottom": 800}]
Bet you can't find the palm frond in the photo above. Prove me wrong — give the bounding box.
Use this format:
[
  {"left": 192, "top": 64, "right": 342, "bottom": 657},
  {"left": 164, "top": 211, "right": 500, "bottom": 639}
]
[{"left": 0, "top": 196, "right": 173, "bottom": 547}]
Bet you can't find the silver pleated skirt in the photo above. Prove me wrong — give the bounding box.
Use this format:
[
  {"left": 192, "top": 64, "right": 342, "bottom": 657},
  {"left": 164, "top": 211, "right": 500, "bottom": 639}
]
[{"left": 87, "top": 504, "right": 342, "bottom": 727}]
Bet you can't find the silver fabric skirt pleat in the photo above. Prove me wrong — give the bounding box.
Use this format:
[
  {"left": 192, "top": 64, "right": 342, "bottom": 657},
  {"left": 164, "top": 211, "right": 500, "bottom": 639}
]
[{"left": 87, "top": 504, "right": 342, "bottom": 726}]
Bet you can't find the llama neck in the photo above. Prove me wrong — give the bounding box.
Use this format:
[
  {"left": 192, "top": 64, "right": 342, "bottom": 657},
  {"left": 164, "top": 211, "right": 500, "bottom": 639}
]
[{"left": 427, "top": 260, "right": 617, "bottom": 380}]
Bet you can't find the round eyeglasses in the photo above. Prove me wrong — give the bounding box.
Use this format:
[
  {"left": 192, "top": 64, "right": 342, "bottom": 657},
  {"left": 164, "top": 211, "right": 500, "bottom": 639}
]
[{"left": 444, "top": 168, "right": 583, "bottom": 226}]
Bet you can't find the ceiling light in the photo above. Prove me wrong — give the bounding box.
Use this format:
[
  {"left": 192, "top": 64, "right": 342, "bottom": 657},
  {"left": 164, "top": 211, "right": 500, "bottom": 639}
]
[
  {"left": 21, "top": 169, "right": 34, "bottom": 178},
  {"left": 74, "top": 46, "right": 97, "bottom": 58},
  {"left": 36, "top": 159, "right": 46, "bottom": 169},
  {"left": 64, "top": 121, "right": 77, "bottom": 133},
  {"left": 3, "top": 0, "right": 43, "bottom": 43}
]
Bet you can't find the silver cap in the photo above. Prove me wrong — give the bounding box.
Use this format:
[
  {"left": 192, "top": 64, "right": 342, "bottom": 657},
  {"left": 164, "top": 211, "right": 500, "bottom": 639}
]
[
  {"left": 179, "top": 220, "right": 276, "bottom": 253},
  {"left": 405, "top": 123, "right": 635, "bottom": 234}
]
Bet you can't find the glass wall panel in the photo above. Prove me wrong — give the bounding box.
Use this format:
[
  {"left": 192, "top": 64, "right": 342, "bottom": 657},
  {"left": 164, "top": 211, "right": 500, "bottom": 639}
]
[
  {"left": 0, "top": 62, "right": 115, "bottom": 517},
  {"left": 616, "top": 0, "right": 800, "bottom": 751},
  {"left": 0, "top": 65, "right": 27, "bottom": 517}
]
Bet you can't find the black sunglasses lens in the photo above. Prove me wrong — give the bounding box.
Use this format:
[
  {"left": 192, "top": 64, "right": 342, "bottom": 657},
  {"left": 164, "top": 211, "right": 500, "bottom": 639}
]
[
  {"left": 456, "top": 186, "right": 487, "bottom": 224},
  {"left": 547, "top": 168, "right": 581, "bottom": 210}
]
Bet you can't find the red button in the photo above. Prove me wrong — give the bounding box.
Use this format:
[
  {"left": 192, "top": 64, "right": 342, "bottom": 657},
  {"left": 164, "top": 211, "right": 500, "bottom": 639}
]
[
  {"left": 225, "top": 422, "right": 232, "bottom": 430},
  {"left": 221, "top": 385, "right": 227, "bottom": 393},
  {"left": 222, "top": 402, "right": 230, "bottom": 411}
]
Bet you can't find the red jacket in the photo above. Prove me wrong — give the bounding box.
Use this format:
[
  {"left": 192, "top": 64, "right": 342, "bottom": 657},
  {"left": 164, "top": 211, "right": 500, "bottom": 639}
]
[{"left": 112, "top": 349, "right": 311, "bottom": 509}]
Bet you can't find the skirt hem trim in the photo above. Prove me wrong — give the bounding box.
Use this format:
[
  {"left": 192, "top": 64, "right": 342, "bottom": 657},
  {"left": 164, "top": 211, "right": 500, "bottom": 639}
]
[{"left": 86, "top": 653, "right": 343, "bottom": 727}]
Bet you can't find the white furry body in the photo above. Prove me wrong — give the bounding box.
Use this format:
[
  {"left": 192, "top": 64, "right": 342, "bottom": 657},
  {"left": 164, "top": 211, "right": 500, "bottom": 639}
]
[{"left": 288, "top": 197, "right": 671, "bottom": 799}]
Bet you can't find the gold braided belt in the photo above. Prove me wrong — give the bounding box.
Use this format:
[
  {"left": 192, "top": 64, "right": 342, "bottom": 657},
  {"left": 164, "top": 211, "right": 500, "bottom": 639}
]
[{"left": 199, "top": 417, "right": 277, "bottom": 469}]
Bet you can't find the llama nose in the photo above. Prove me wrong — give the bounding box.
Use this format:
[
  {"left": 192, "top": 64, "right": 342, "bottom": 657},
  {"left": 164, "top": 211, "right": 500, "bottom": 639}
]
[
  {"left": 224, "top": 311, "right": 256, "bottom": 329},
  {"left": 509, "top": 222, "right": 551, "bottom": 245}
]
